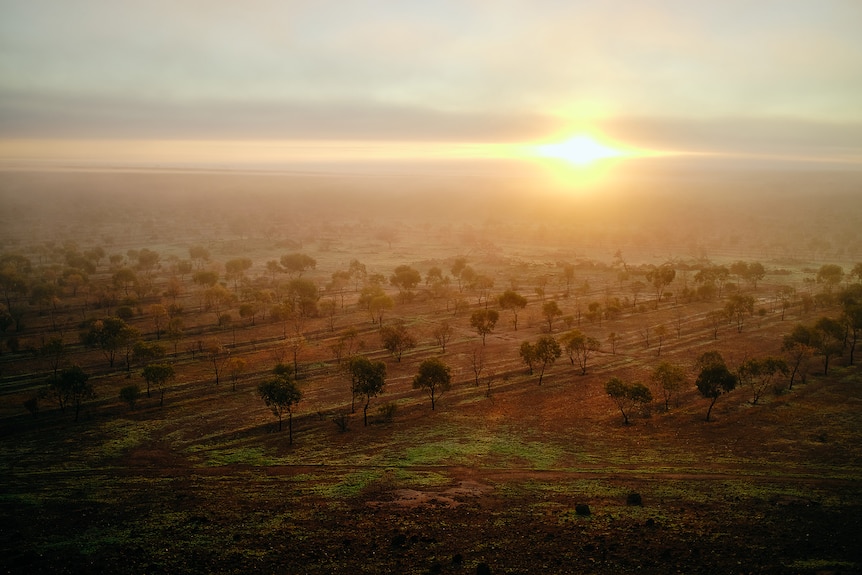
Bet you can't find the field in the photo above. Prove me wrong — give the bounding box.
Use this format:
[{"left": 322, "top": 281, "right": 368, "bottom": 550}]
[{"left": 1, "top": 168, "right": 862, "bottom": 574}]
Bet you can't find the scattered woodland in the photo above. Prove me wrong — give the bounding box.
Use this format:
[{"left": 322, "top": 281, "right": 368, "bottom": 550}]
[{"left": 1, "top": 168, "right": 861, "bottom": 574}]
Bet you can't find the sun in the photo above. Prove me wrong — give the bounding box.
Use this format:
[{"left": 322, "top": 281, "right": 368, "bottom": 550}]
[{"left": 531, "top": 134, "right": 625, "bottom": 167}]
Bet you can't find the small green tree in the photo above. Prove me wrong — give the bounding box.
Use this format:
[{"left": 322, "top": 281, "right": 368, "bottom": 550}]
[
  {"left": 695, "top": 353, "right": 737, "bottom": 422},
  {"left": 519, "top": 340, "right": 536, "bottom": 375},
  {"left": 141, "top": 363, "right": 175, "bottom": 407},
  {"left": 380, "top": 320, "right": 416, "bottom": 362},
  {"left": 498, "top": 290, "right": 527, "bottom": 330},
  {"left": 258, "top": 374, "right": 302, "bottom": 442},
  {"left": 470, "top": 309, "right": 499, "bottom": 345},
  {"left": 562, "top": 329, "right": 601, "bottom": 375},
  {"left": 737, "top": 357, "right": 789, "bottom": 404},
  {"left": 646, "top": 264, "right": 676, "bottom": 309},
  {"left": 413, "top": 358, "right": 451, "bottom": 410},
  {"left": 432, "top": 320, "right": 454, "bottom": 353},
  {"left": 280, "top": 253, "right": 316, "bottom": 278},
  {"left": 813, "top": 316, "right": 845, "bottom": 375},
  {"left": 533, "top": 335, "right": 561, "bottom": 385},
  {"left": 605, "top": 377, "right": 653, "bottom": 425},
  {"left": 80, "top": 316, "right": 135, "bottom": 368},
  {"left": 50, "top": 364, "right": 95, "bottom": 421},
  {"left": 542, "top": 301, "right": 563, "bottom": 332},
  {"left": 119, "top": 384, "right": 141, "bottom": 410},
  {"left": 347, "top": 355, "right": 387, "bottom": 426},
  {"left": 226, "top": 357, "right": 247, "bottom": 391},
  {"left": 650, "top": 361, "right": 686, "bottom": 411},
  {"left": 390, "top": 264, "right": 422, "bottom": 301}
]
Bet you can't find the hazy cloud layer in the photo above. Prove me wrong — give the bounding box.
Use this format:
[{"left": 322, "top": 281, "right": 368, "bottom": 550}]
[{"left": 2, "top": 0, "right": 861, "bottom": 159}]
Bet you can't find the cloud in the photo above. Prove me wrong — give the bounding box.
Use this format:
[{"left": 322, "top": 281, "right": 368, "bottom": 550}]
[{"left": 0, "top": 92, "right": 555, "bottom": 140}]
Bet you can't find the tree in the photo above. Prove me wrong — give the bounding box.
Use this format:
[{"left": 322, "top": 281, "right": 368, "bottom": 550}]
[
  {"left": 166, "top": 317, "right": 184, "bottom": 355},
  {"left": 747, "top": 262, "right": 766, "bottom": 290},
  {"left": 630, "top": 280, "right": 646, "bottom": 307},
  {"left": 413, "top": 357, "right": 451, "bottom": 410},
  {"left": 737, "top": 357, "right": 788, "bottom": 405},
  {"left": 776, "top": 285, "right": 796, "bottom": 320},
  {"left": 432, "top": 320, "right": 454, "bottom": 353},
  {"left": 40, "top": 336, "right": 66, "bottom": 380},
  {"left": 348, "top": 259, "right": 367, "bottom": 291},
  {"left": 188, "top": 245, "right": 211, "bottom": 268},
  {"left": 119, "top": 384, "right": 140, "bottom": 410},
  {"left": 607, "top": 332, "right": 619, "bottom": 355},
  {"left": 725, "top": 294, "right": 755, "bottom": 332},
  {"left": 226, "top": 357, "right": 247, "bottom": 391},
  {"left": 561, "top": 263, "right": 576, "bottom": 297},
  {"left": 80, "top": 316, "right": 135, "bottom": 368},
  {"left": 519, "top": 340, "right": 536, "bottom": 375},
  {"left": 562, "top": 329, "right": 601, "bottom": 375},
  {"left": 695, "top": 353, "right": 737, "bottom": 422},
  {"left": 782, "top": 326, "right": 814, "bottom": 389},
  {"left": 204, "top": 339, "right": 227, "bottom": 385},
  {"left": 645, "top": 264, "right": 676, "bottom": 309},
  {"left": 542, "top": 300, "right": 563, "bottom": 332},
  {"left": 141, "top": 363, "right": 175, "bottom": 407},
  {"left": 132, "top": 340, "right": 166, "bottom": 375},
  {"left": 813, "top": 316, "right": 844, "bottom": 375},
  {"left": 359, "top": 284, "right": 390, "bottom": 324},
  {"left": 49, "top": 365, "right": 94, "bottom": 421},
  {"left": 816, "top": 264, "right": 844, "bottom": 294},
  {"left": 498, "top": 290, "right": 527, "bottom": 330},
  {"left": 379, "top": 320, "right": 416, "bottom": 362},
  {"left": 347, "top": 355, "right": 386, "bottom": 426},
  {"left": 280, "top": 253, "right": 316, "bottom": 278},
  {"left": 0, "top": 254, "right": 31, "bottom": 313},
  {"left": 390, "top": 265, "right": 422, "bottom": 301},
  {"left": 470, "top": 309, "right": 499, "bottom": 345},
  {"left": 533, "top": 335, "right": 561, "bottom": 385},
  {"left": 605, "top": 377, "right": 653, "bottom": 425},
  {"left": 287, "top": 277, "right": 319, "bottom": 318},
  {"left": 650, "top": 361, "right": 685, "bottom": 411},
  {"left": 239, "top": 302, "right": 258, "bottom": 326},
  {"left": 705, "top": 309, "right": 725, "bottom": 340},
  {"left": 258, "top": 374, "right": 302, "bottom": 442},
  {"left": 469, "top": 345, "right": 485, "bottom": 387},
  {"left": 839, "top": 284, "right": 862, "bottom": 365},
  {"left": 224, "top": 258, "right": 252, "bottom": 292},
  {"left": 149, "top": 303, "right": 167, "bottom": 340},
  {"left": 451, "top": 257, "right": 468, "bottom": 292},
  {"left": 112, "top": 268, "right": 138, "bottom": 296}
]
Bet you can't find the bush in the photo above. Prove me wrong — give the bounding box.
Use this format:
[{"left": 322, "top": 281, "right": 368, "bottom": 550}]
[
  {"left": 376, "top": 402, "right": 397, "bottom": 423},
  {"left": 120, "top": 385, "right": 141, "bottom": 410},
  {"left": 116, "top": 306, "right": 135, "bottom": 320}
]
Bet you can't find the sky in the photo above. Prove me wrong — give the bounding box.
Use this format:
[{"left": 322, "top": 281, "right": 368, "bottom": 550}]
[{"left": 1, "top": 0, "right": 861, "bottom": 168}]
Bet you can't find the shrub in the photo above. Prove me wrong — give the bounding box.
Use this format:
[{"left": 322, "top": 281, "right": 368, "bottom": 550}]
[
  {"left": 120, "top": 385, "right": 141, "bottom": 410},
  {"left": 376, "top": 402, "right": 397, "bottom": 423}
]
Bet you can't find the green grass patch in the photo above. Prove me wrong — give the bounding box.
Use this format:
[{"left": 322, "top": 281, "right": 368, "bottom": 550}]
[
  {"left": 98, "top": 419, "right": 154, "bottom": 459},
  {"left": 306, "top": 468, "right": 384, "bottom": 498}
]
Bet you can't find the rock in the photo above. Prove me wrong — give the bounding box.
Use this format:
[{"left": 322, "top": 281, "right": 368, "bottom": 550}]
[{"left": 575, "top": 504, "right": 591, "bottom": 516}]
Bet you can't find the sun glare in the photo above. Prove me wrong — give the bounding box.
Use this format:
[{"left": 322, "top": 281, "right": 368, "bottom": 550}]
[{"left": 531, "top": 134, "right": 625, "bottom": 166}]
